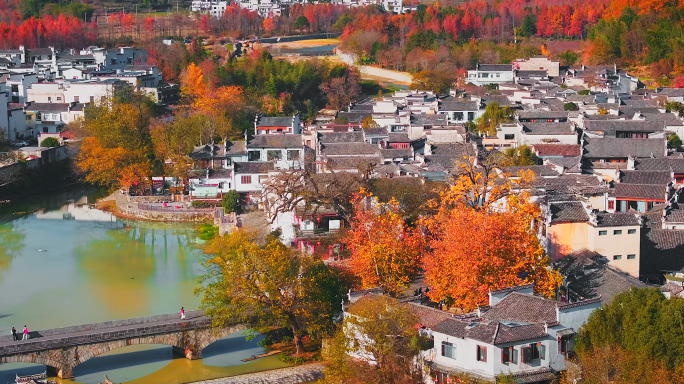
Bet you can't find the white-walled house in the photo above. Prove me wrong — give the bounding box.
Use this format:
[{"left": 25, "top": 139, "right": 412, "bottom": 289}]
[
  {"left": 438, "top": 99, "right": 483, "bottom": 124},
  {"left": 467, "top": 64, "right": 514, "bottom": 87},
  {"left": 426, "top": 284, "right": 601, "bottom": 383},
  {"left": 25, "top": 102, "right": 84, "bottom": 134},
  {"left": 254, "top": 114, "right": 301, "bottom": 135},
  {"left": 245, "top": 134, "right": 305, "bottom": 170}
]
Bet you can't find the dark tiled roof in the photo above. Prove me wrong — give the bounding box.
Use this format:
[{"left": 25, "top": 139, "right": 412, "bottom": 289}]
[
  {"left": 512, "top": 368, "right": 556, "bottom": 384},
  {"left": 407, "top": 303, "right": 453, "bottom": 329},
  {"left": 439, "top": 100, "right": 478, "bottom": 111},
  {"left": 224, "top": 141, "right": 246, "bottom": 155},
  {"left": 26, "top": 103, "right": 70, "bottom": 112},
  {"left": 620, "top": 171, "right": 672, "bottom": 185},
  {"left": 319, "top": 132, "right": 364, "bottom": 144},
  {"left": 641, "top": 229, "right": 684, "bottom": 276},
  {"left": 597, "top": 267, "right": 647, "bottom": 305},
  {"left": 518, "top": 111, "right": 569, "bottom": 119},
  {"left": 490, "top": 283, "right": 534, "bottom": 295},
  {"left": 521, "top": 122, "right": 575, "bottom": 135},
  {"left": 476, "top": 64, "right": 512, "bottom": 71},
  {"left": 665, "top": 211, "right": 684, "bottom": 223},
  {"left": 494, "top": 323, "right": 548, "bottom": 344},
  {"left": 482, "top": 293, "right": 559, "bottom": 324},
  {"left": 388, "top": 132, "right": 410, "bottom": 143},
  {"left": 349, "top": 104, "right": 373, "bottom": 111},
  {"left": 411, "top": 113, "right": 448, "bottom": 125},
  {"left": 321, "top": 143, "right": 379, "bottom": 156},
  {"left": 482, "top": 95, "right": 513, "bottom": 106},
  {"left": 363, "top": 128, "right": 388, "bottom": 135},
  {"left": 584, "top": 120, "right": 666, "bottom": 132},
  {"left": 502, "top": 165, "right": 560, "bottom": 177},
  {"left": 234, "top": 162, "right": 275, "bottom": 174},
  {"left": 337, "top": 111, "right": 372, "bottom": 124},
  {"left": 26, "top": 48, "right": 52, "bottom": 55},
  {"left": 247, "top": 134, "right": 302, "bottom": 149},
  {"left": 533, "top": 144, "right": 581, "bottom": 157},
  {"left": 614, "top": 183, "right": 667, "bottom": 200},
  {"left": 583, "top": 138, "right": 666, "bottom": 158},
  {"left": 432, "top": 318, "right": 499, "bottom": 344},
  {"left": 70, "top": 103, "right": 86, "bottom": 111},
  {"left": 549, "top": 202, "right": 590, "bottom": 223},
  {"left": 594, "top": 212, "right": 641, "bottom": 227},
  {"left": 325, "top": 156, "right": 381, "bottom": 170},
  {"left": 380, "top": 149, "right": 412, "bottom": 159},
  {"left": 256, "top": 116, "right": 294, "bottom": 127},
  {"left": 545, "top": 157, "right": 582, "bottom": 173},
  {"left": 189, "top": 144, "right": 221, "bottom": 160},
  {"left": 634, "top": 157, "right": 684, "bottom": 173}
]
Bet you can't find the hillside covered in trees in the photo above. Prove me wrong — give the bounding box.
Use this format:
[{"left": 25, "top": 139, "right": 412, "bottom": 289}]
[{"left": 2, "top": 0, "right": 684, "bottom": 83}]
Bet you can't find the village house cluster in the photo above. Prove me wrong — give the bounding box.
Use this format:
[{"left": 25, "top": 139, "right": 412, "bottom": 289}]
[
  {"left": 191, "top": 0, "right": 417, "bottom": 18},
  {"left": 182, "top": 56, "right": 684, "bottom": 382},
  {"left": 3, "top": 50, "right": 684, "bottom": 381},
  {"left": 0, "top": 45, "right": 179, "bottom": 145}
]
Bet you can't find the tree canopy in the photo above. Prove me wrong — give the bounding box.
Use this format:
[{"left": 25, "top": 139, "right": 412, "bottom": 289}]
[
  {"left": 345, "top": 190, "right": 424, "bottom": 297},
  {"left": 575, "top": 288, "right": 684, "bottom": 382},
  {"left": 197, "top": 230, "right": 344, "bottom": 355},
  {"left": 320, "top": 295, "right": 427, "bottom": 384}
]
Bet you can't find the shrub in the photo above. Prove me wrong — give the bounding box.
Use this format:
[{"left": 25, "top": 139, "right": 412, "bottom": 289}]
[
  {"left": 222, "top": 190, "right": 240, "bottom": 213},
  {"left": 40, "top": 137, "right": 60, "bottom": 147},
  {"left": 191, "top": 201, "right": 218, "bottom": 208},
  {"left": 564, "top": 102, "right": 579, "bottom": 111}
]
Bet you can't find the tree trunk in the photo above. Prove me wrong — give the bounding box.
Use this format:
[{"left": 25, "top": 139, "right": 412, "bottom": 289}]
[{"left": 289, "top": 317, "right": 304, "bottom": 355}]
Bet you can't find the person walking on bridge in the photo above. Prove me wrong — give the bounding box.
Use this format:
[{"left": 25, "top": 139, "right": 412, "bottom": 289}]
[
  {"left": 22, "top": 326, "right": 28, "bottom": 340},
  {"left": 11, "top": 327, "right": 17, "bottom": 341},
  {"left": 180, "top": 307, "right": 185, "bottom": 320}
]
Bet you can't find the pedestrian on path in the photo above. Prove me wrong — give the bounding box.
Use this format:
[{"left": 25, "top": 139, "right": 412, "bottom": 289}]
[
  {"left": 11, "top": 327, "right": 16, "bottom": 341},
  {"left": 22, "top": 326, "right": 28, "bottom": 340},
  {"left": 180, "top": 307, "right": 185, "bottom": 320}
]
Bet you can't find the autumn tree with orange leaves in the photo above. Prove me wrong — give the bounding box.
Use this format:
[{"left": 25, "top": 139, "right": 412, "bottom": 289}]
[
  {"left": 420, "top": 148, "right": 562, "bottom": 311},
  {"left": 345, "top": 189, "right": 424, "bottom": 298},
  {"left": 77, "top": 93, "right": 158, "bottom": 193}
]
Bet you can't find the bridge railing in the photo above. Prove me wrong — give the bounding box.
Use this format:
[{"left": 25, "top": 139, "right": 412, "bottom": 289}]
[
  {"left": 0, "top": 314, "right": 212, "bottom": 356},
  {"left": 0, "top": 310, "right": 205, "bottom": 344}
]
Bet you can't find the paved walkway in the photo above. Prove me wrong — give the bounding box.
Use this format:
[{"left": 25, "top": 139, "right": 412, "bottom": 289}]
[{"left": 190, "top": 363, "right": 325, "bottom": 384}]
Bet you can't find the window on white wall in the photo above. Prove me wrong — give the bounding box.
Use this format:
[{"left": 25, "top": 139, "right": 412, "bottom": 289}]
[{"left": 441, "top": 341, "right": 455, "bottom": 359}]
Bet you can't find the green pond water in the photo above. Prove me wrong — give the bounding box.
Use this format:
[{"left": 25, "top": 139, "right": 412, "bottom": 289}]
[{"left": 0, "top": 186, "right": 288, "bottom": 384}]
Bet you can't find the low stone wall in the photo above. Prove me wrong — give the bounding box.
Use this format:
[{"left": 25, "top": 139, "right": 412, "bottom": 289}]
[
  {"left": 191, "top": 363, "right": 325, "bottom": 384},
  {"left": 118, "top": 205, "right": 214, "bottom": 223},
  {"left": 128, "top": 196, "right": 174, "bottom": 203}
]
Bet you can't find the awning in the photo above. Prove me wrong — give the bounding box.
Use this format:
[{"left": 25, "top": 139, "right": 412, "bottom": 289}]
[
  {"left": 513, "top": 368, "right": 557, "bottom": 384},
  {"left": 556, "top": 328, "right": 575, "bottom": 337}
]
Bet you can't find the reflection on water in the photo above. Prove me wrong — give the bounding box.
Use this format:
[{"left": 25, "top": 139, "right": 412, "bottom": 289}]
[
  {"left": 0, "top": 223, "right": 24, "bottom": 282},
  {"left": 0, "top": 186, "right": 287, "bottom": 383}
]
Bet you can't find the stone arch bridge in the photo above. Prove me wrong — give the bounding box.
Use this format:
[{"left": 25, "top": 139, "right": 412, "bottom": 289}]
[{"left": 0, "top": 311, "right": 247, "bottom": 379}]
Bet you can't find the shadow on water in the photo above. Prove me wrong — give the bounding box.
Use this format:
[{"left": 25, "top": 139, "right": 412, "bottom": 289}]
[
  {"left": 75, "top": 346, "right": 177, "bottom": 377},
  {"left": 0, "top": 363, "right": 46, "bottom": 384}
]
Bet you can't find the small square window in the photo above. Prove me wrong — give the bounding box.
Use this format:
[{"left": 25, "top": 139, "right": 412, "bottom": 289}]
[
  {"left": 614, "top": 230, "right": 622, "bottom": 235},
  {"left": 613, "top": 255, "right": 622, "bottom": 260},
  {"left": 628, "top": 229, "right": 636, "bottom": 234},
  {"left": 502, "top": 346, "right": 513, "bottom": 363},
  {"left": 442, "top": 341, "right": 455, "bottom": 359},
  {"left": 627, "top": 254, "right": 636, "bottom": 260},
  {"left": 477, "top": 345, "right": 487, "bottom": 362},
  {"left": 599, "top": 230, "right": 607, "bottom": 236}
]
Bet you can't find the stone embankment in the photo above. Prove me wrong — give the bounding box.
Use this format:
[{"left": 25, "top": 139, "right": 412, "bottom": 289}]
[
  {"left": 105, "top": 192, "right": 215, "bottom": 223},
  {"left": 190, "top": 363, "right": 325, "bottom": 384}
]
